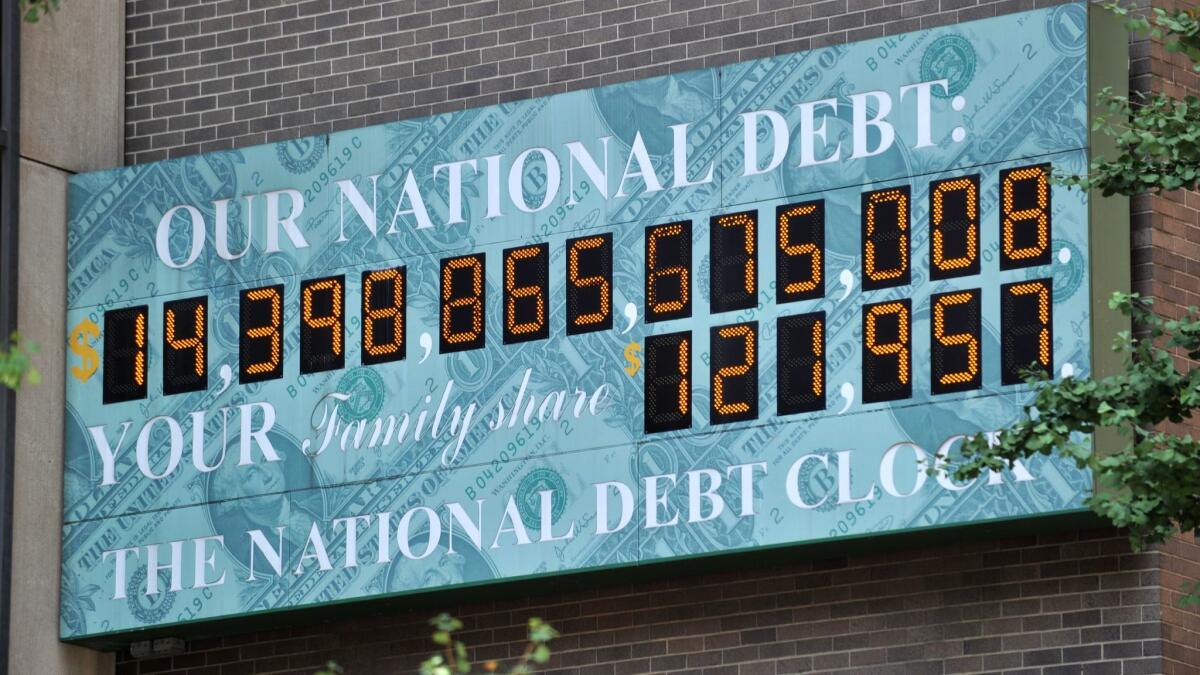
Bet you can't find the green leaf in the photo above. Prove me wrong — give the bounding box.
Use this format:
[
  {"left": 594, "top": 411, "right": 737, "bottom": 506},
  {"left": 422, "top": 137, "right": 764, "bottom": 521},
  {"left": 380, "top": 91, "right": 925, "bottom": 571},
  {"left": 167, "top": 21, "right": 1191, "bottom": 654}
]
[
  {"left": 430, "top": 612, "right": 463, "bottom": 632},
  {"left": 529, "top": 619, "right": 559, "bottom": 643}
]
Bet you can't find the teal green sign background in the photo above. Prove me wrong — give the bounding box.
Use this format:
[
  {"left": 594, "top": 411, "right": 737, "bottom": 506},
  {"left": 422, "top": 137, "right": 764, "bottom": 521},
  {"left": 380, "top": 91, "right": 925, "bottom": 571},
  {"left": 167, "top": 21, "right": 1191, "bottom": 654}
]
[{"left": 63, "top": 4, "right": 1094, "bottom": 639}]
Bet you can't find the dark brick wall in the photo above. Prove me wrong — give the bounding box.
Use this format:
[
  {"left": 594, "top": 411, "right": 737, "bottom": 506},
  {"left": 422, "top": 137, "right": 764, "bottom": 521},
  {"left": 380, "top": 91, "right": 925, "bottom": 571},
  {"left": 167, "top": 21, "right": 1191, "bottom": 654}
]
[
  {"left": 123, "top": 0, "right": 1078, "bottom": 165},
  {"left": 116, "top": 528, "right": 1168, "bottom": 675},
  {"left": 1131, "top": 0, "right": 1200, "bottom": 325},
  {"left": 1160, "top": 533, "right": 1200, "bottom": 674},
  {"left": 1139, "top": 1, "right": 1200, "bottom": 670}
]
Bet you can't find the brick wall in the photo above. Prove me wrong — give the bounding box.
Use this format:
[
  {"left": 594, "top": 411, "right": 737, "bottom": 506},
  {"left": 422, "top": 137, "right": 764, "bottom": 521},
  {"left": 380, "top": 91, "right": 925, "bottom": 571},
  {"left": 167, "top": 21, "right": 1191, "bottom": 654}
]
[
  {"left": 122, "top": 0, "right": 1079, "bottom": 165},
  {"left": 1132, "top": 0, "right": 1198, "bottom": 320},
  {"left": 115, "top": 528, "right": 1169, "bottom": 675},
  {"left": 1160, "top": 533, "right": 1200, "bottom": 675},
  {"left": 1140, "top": 1, "right": 1200, "bottom": 674}
]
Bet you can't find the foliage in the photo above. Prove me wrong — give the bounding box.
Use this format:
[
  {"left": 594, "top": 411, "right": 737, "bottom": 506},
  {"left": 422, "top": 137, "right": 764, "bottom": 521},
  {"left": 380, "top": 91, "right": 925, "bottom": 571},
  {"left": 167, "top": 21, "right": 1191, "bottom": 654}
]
[
  {"left": 955, "top": 5, "right": 1200, "bottom": 561},
  {"left": 314, "top": 614, "right": 557, "bottom": 675},
  {"left": 955, "top": 293, "right": 1200, "bottom": 550},
  {"left": 420, "top": 613, "right": 558, "bottom": 675},
  {"left": 1062, "top": 5, "right": 1200, "bottom": 195},
  {"left": 0, "top": 333, "right": 38, "bottom": 390},
  {"left": 1120, "top": 3, "right": 1200, "bottom": 65},
  {"left": 19, "top": 0, "right": 61, "bottom": 23}
]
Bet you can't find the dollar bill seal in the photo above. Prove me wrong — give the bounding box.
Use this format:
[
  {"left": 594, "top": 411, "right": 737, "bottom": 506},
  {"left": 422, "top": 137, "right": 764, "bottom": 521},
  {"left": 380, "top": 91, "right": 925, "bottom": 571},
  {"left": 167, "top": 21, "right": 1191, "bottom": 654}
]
[
  {"left": 336, "top": 367, "right": 387, "bottom": 423},
  {"left": 1045, "top": 4, "right": 1087, "bottom": 57},
  {"left": 127, "top": 567, "right": 176, "bottom": 625},
  {"left": 516, "top": 467, "right": 567, "bottom": 529},
  {"left": 275, "top": 136, "right": 326, "bottom": 175},
  {"left": 1027, "top": 238, "right": 1083, "bottom": 304},
  {"left": 920, "top": 35, "right": 976, "bottom": 98}
]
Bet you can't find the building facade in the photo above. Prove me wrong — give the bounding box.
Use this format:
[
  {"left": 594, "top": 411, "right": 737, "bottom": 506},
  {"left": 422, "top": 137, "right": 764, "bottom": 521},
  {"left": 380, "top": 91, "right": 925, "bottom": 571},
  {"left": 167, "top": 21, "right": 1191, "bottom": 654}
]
[{"left": 11, "top": 0, "right": 1200, "bottom": 673}]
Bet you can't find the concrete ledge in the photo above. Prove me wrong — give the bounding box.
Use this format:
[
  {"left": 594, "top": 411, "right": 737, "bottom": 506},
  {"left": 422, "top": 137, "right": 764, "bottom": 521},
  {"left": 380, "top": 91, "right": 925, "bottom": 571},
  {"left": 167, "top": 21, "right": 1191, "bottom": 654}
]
[
  {"left": 20, "top": 0, "right": 124, "bottom": 173},
  {"left": 10, "top": 158, "right": 113, "bottom": 675}
]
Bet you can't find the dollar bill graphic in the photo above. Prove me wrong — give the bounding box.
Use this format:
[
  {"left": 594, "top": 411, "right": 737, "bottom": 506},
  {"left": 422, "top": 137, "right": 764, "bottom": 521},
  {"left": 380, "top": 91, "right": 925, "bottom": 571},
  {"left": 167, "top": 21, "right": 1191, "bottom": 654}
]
[{"left": 61, "top": 7, "right": 1096, "bottom": 639}]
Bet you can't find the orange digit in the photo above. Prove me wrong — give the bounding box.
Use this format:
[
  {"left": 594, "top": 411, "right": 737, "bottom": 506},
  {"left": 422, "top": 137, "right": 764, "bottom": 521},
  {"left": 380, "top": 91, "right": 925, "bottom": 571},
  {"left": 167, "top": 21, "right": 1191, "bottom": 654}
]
[
  {"left": 778, "top": 203, "right": 821, "bottom": 294},
  {"left": 931, "top": 178, "right": 978, "bottom": 273},
  {"left": 133, "top": 311, "right": 146, "bottom": 386},
  {"left": 165, "top": 301, "right": 204, "bottom": 377},
  {"left": 811, "top": 318, "right": 823, "bottom": 398},
  {"left": 442, "top": 255, "right": 484, "bottom": 344},
  {"left": 1002, "top": 166, "right": 1050, "bottom": 262},
  {"left": 302, "top": 278, "right": 343, "bottom": 356},
  {"left": 505, "top": 246, "right": 546, "bottom": 336},
  {"left": 676, "top": 336, "right": 690, "bottom": 417},
  {"left": 933, "top": 292, "right": 979, "bottom": 386},
  {"left": 647, "top": 223, "right": 688, "bottom": 314},
  {"left": 363, "top": 268, "right": 404, "bottom": 358},
  {"left": 713, "top": 324, "right": 755, "bottom": 415},
  {"left": 864, "top": 189, "right": 909, "bottom": 284},
  {"left": 568, "top": 236, "right": 611, "bottom": 327},
  {"left": 245, "top": 287, "right": 281, "bottom": 375},
  {"left": 1008, "top": 281, "right": 1051, "bottom": 367},
  {"left": 865, "top": 301, "right": 910, "bottom": 385},
  {"left": 718, "top": 212, "right": 755, "bottom": 296}
]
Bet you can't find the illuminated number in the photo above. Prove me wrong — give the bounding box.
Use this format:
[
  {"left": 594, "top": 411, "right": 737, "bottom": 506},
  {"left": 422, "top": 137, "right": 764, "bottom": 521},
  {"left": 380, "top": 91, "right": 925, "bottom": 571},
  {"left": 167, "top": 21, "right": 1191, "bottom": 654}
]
[
  {"left": 778, "top": 312, "right": 825, "bottom": 415},
  {"left": 300, "top": 276, "right": 345, "bottom": 374},
  {"left": 930, "top": 175, "right": 980, "bottom": 280},
  {"left": 999, "top": 164, "right": 1052, "bottom": 269},
  {"left": 566, "top": 233, "right": 613, "bottom": 335},
  {"left": 1002, "top": 279, "right": 1053, "bottom": 384},
  {"left": 503, "top": 243, "right": 549, "bottom": 344},
  {"left": 240, "top": 284, "right": 284, "bottom": 383},
  {"left": 162, "top": 296, "right": 206, "bottom": 395},
  {"left": 645, "top": 221, "right": 691, "bottom": 323},
  {"left": 931, "top": 289, "right": 982, "bottom": 394},
  {"left": 645, "top": 331, "right": 690, "bottom": 433},
  {"left": 440, "top": 253, "right": 486, "bottom": 353},
  {"left": 103, "top": 305, "right": 148, "bottom": 404},
  {"left": 862, "top": 186, "right": 911, "bottom": 290},
  {"left": 710, "top": 211, "right": 756, "bottom": 313},
  {"left": 361, "top": 267, "right": 406, "bottom": 365},
  {"left": 862, "top": 299, "right": 911, "bottom": 403},
  {"left": 776, "top": 200, "right": 824, "bottom": 303},
  {"left": 710, "top": 322, "right": 757, "bottom": 424}
]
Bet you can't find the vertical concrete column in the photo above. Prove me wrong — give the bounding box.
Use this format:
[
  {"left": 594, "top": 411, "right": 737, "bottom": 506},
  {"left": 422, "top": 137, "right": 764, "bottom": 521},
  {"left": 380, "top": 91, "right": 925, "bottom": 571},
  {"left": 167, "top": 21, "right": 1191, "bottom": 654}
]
[{"left": 12, "top": 0, "right": 124, "bottom": 672}]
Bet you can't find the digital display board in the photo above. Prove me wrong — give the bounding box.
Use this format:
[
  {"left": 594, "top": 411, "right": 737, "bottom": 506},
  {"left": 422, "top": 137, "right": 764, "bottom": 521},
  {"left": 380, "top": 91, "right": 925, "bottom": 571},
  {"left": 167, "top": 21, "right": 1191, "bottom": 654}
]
[{"left": 61, "top": 4, "right": 1120, "bottom": 641}]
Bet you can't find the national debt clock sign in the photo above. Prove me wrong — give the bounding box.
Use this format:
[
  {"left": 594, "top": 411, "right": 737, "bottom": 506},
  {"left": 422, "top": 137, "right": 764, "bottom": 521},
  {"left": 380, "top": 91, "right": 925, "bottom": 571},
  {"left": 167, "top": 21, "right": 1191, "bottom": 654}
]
[{"left": 62, "top": 3, "right": 1123, "bottom": 640}]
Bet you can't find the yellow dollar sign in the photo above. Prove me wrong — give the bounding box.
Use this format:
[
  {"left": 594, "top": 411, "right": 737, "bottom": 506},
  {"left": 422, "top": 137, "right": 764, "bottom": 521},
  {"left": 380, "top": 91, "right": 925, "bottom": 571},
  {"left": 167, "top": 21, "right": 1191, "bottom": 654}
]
[
  {"left": 69, "top": 318, "right": 100, "bottom": 382},
  {"left": 623, "top": 341, "right": 642, "bottom": 377}
]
